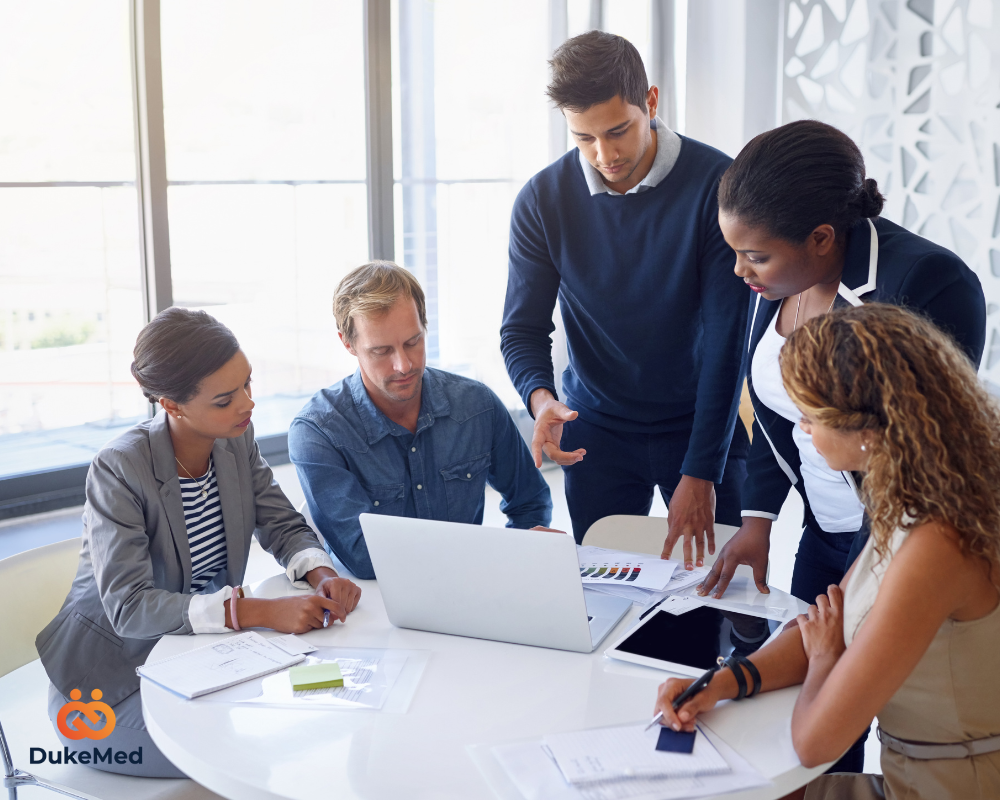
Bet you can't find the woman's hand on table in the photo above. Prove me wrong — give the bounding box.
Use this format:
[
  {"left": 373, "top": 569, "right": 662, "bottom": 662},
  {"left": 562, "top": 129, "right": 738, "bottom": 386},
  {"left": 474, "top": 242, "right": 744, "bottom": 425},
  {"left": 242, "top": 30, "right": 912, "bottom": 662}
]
[
  {"left": 797, "top": 585, "right": 846, "bottom": 663},
  {"left": 314, "top": 575, "right": 362, "bottom": 614},
  {"left": 697, "top": 517, "right": 772, "bottom": 598},
  {"left": 265, "top": 595, "right": 348, "bottom": 633},
  {"left": 652, "top": 673, "right": 728, "bottom": 733},
  {"left": 232, "top": 595, "right": 349, "bottom": 633}
]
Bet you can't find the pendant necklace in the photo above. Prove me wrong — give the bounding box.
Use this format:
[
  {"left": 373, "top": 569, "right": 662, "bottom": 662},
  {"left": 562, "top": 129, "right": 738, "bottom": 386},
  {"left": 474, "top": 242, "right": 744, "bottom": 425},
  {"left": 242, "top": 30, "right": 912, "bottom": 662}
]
[{"left": 176, "top": 457, "right": 209, "bottom": 498}]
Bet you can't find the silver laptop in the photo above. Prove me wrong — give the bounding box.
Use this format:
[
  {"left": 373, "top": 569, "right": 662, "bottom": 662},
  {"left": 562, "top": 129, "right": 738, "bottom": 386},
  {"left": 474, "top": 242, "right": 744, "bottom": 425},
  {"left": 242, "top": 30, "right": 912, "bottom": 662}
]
[{"left": 360, "top": 514, "right": 632, "bottom": 653}]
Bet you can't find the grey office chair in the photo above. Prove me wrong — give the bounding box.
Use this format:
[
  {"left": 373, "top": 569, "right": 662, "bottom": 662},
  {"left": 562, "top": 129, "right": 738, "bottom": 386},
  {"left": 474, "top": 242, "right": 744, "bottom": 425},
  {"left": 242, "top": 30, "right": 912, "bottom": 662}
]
[{"left": 0, "top": 539, "right": 103, "bottom": 800}]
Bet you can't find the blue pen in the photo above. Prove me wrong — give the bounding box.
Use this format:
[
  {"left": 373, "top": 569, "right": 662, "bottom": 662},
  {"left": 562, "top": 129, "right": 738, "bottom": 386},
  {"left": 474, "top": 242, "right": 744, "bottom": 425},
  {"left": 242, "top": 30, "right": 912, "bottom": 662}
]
[{"left": 323, "top": 609, "right": 330, "bottom": 628}]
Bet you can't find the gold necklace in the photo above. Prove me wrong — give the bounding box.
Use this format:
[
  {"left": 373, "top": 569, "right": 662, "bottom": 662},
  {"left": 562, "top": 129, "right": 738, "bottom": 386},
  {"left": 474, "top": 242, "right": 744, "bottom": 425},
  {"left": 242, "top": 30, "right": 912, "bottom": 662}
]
[
  {"left": 791, "top": 290, "right": 837, "bottom": 332},
  {"left": 175, "top": 457, "right": 209, "bottom": 498}
]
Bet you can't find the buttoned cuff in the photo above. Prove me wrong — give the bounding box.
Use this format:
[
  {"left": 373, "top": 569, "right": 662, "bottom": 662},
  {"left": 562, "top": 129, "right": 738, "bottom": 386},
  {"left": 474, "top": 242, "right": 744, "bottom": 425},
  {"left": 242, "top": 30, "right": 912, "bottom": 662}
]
[
  {"left": 741, "top": 510, "right": 779, "bottom": 521},
  {"left": 286, "top": 547, "right": 337, "bottom": 590},
  {"left": 188, "top": 584, "right": 255, "bottom": 634}
]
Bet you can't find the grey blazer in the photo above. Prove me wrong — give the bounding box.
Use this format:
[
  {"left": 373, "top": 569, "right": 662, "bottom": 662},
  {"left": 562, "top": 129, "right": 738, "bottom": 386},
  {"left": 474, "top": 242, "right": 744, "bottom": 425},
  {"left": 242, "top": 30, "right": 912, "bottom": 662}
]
[{"left": 37, "top": 412, "right": 324, "bottom": 707}]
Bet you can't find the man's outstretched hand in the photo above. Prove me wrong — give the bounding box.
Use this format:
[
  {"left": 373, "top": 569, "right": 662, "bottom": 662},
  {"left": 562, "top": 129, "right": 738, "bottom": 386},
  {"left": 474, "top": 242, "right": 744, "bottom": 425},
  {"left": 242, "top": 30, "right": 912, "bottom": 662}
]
[{"left": 529, "top": 388, "right": 586, "bottom": 468}]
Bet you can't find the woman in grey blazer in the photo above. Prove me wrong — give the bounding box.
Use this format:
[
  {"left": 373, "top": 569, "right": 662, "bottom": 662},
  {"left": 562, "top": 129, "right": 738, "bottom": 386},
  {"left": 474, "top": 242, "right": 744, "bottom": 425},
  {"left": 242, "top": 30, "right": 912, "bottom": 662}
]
[{"left": 36, "top": 308, "right": 361, "bottom": 778}]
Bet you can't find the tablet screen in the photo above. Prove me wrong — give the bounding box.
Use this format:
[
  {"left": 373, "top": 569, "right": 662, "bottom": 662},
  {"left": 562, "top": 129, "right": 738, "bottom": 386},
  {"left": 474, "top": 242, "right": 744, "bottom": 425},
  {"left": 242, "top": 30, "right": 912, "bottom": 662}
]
[{"left": 615, "top": 606, "right": 782, "bottom": 670}]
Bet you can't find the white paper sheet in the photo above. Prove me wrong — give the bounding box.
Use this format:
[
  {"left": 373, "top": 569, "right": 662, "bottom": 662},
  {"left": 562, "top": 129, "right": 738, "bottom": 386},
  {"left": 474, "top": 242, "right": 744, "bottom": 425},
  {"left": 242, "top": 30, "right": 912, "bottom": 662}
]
[
  {"left": 269, "top": 633, "right": 319, "bottom": 656},
  {"left": 137, "top": 632, "right": 304, "bottom": 699},
  {"left": 578, "top": 546, "right": 677, "bottom": 591},
  {"left": 543, "top": 723, "right": 729, "bottom": 785},
  {"left": 663, "top": 566, "right": 711, "bottom": 594},
  {"left": 676, "top": 574, "right": 792, "bottom": 621},
  {"left": 491, "top": 724, "right": 770, "bottom": 800},
  {"left": 585, "top": 583, "right": 664, "bottom": 605}
]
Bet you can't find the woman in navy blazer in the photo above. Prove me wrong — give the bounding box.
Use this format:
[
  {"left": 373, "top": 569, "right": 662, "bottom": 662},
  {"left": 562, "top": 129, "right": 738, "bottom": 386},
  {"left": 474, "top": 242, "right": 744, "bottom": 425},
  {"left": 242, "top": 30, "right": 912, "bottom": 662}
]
[
  {"left": 695, "top": 122, "right": 985, "bottom": 773},
  {"left": 700, "top": 119, "right": 986, "bottom": 600}
]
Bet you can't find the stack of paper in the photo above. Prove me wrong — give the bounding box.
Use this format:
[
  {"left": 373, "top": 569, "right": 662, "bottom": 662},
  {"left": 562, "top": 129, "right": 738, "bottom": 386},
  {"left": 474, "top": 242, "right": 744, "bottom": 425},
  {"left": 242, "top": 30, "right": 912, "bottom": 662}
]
[
  {"left": 491, "top": 723, "right": 770, "bottom": 800},
  {"left": 543, "top": 724, "right": 729, "bottom": 785},
  {"left": 579, "top": 546, "right": 710, "bottom": 606}
]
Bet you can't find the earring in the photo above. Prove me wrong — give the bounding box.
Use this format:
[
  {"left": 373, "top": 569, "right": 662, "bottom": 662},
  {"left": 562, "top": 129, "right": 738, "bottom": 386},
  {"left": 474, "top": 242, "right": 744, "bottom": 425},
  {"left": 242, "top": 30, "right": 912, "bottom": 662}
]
[{"left": 860, "top": 444, "right": 867, "bottom": 452}]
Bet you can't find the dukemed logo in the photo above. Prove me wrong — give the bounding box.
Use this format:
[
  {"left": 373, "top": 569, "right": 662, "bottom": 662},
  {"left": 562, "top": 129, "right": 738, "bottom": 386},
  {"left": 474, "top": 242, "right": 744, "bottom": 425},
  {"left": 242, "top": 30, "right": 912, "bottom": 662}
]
[{"left": 30, "top": 688, "right": 142, "bottom": 767}]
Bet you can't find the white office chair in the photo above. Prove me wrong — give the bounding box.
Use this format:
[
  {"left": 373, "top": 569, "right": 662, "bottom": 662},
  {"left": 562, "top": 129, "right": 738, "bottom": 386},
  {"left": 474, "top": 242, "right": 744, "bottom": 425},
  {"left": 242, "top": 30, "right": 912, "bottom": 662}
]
[
  {"left": 581, "top": 515, "right": 738, "bottom": 562},
  {"left": 582, "top": 515, "right": 768, "bottom": 582},
  {"left": 0, "top": 537, "right": 103, "bottom": 800}
]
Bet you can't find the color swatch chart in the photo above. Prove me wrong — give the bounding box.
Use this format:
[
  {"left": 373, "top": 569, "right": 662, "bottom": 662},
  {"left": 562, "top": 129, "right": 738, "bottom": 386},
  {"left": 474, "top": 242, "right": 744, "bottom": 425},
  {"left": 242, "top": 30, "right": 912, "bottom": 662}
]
[{"left": 577, "top": 546, "right": 677, "bottom": 591}]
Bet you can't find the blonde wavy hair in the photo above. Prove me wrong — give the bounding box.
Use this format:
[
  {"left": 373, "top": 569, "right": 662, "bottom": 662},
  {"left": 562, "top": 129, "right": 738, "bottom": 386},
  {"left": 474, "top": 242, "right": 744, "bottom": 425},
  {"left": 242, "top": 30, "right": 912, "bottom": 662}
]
[
  {"left": 779, "top": 303, "right": 1000, "bottom": 568},
  {"left": 334, "top": 261, "right": 427, "bottom": 345}
]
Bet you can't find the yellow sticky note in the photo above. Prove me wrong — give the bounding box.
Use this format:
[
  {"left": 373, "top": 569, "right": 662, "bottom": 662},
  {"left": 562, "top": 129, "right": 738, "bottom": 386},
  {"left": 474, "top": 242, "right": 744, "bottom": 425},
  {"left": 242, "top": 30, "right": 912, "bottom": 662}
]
[{"left": 289, "top": 663, "right": 343, "bottom": 691}]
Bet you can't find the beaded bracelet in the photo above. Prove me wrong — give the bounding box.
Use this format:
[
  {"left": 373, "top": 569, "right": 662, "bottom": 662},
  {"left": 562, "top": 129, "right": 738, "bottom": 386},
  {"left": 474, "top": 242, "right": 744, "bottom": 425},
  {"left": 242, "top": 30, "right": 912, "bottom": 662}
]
[{"left": 230, "top": 585, "right": 241, "bottom": 631}]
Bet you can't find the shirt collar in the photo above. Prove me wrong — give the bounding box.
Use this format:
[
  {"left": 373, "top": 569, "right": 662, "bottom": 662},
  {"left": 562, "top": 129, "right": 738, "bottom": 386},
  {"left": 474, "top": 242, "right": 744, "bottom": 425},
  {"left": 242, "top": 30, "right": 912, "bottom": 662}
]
[
  {"left": 579, "top": 116, "right": 682, "bottom": 197},
  {"left": 348, "top": 368, "right": 451, "bottom": 445}
]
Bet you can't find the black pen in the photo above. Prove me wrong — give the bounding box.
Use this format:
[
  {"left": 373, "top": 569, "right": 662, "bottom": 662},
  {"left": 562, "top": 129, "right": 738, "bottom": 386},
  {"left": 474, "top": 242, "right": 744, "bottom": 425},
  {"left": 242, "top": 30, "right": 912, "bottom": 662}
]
[
  {"left": 644, "top": 659, "right": 721, "bottom": 731},
  {"left": 639, "top": 596, "right": 668, "bottom": 621}
]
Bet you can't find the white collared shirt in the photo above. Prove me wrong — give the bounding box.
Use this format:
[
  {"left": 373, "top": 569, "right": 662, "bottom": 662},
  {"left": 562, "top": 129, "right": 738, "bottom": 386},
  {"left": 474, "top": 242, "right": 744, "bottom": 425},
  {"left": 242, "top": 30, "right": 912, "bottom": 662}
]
[{"left": 579, "top": 116, "right": 682, "bottom": 196}]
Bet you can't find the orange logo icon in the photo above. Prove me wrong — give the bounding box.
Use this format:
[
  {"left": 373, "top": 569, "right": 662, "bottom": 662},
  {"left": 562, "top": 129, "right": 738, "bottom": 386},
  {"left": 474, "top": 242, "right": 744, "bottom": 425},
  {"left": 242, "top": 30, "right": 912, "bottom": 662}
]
[{"left": 56, "top": 689, "right": 116, "bottom": 740}]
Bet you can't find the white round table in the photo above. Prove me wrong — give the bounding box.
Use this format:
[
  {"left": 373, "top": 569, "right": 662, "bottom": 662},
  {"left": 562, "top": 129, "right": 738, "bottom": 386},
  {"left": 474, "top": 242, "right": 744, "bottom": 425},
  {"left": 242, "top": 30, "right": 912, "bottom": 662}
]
[{"left": 142, "top": 574, "right": 828, "bottom": 800}]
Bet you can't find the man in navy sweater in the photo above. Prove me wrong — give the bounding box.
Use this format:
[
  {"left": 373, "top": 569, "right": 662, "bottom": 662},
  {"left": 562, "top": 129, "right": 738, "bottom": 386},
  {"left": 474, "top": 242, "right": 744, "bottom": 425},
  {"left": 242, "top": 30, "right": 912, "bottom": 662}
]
[{"left": 501, "top": 31, "right": 750, "bottom": 566}]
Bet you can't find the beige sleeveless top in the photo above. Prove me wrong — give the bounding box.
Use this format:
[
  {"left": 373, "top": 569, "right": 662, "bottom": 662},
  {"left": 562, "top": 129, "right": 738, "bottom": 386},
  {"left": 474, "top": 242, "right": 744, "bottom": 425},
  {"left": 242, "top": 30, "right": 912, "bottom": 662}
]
[{"left": 839, "top": 528, "right": 1000, "bottom": 799}]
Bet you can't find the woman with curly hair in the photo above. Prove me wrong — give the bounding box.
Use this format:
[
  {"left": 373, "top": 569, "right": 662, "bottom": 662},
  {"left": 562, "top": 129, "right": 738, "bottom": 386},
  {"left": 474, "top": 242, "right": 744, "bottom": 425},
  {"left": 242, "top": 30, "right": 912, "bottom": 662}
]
[{"left": 652, "top": 303, "right": 1000, "bottom": 800}]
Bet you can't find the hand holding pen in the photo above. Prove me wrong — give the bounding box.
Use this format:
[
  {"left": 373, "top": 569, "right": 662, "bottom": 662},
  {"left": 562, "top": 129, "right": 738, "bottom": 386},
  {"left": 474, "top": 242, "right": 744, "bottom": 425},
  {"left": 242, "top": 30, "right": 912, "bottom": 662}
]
[{"left": 647, "top": 658, "right": 724, "bottom": 732}]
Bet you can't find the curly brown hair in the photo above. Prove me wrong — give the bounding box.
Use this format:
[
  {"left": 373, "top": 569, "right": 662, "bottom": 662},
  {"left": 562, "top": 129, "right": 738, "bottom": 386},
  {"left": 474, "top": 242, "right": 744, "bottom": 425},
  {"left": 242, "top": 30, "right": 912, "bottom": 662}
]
[{"left": 779, "top": 303, "right": 1000, "bottom": 568}]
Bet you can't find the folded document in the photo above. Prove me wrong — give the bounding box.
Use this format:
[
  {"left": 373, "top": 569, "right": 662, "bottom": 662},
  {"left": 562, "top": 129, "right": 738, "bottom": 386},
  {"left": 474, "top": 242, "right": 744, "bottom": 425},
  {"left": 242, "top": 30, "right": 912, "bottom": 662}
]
[{"left": 137, "top": 631, "right": 305, "bottom": 699}]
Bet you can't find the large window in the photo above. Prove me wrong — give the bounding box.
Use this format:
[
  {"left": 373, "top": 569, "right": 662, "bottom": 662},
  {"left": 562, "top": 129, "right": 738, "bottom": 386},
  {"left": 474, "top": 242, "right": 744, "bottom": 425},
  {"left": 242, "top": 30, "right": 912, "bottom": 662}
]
[
  {"left": 0, "top": 0, "right": 670, "bottom": 515},
  {"left": 391, "top": 0, "right": 655, "bottom": 410},
  {"left": 392, "top": 0, "right": 563, "bottom": 410},
  {"left": 160, "top": 0, "right": 370, "bottom": 437},
  {"left": 0, "top": 1, "right": 145, "bottom": 479}
]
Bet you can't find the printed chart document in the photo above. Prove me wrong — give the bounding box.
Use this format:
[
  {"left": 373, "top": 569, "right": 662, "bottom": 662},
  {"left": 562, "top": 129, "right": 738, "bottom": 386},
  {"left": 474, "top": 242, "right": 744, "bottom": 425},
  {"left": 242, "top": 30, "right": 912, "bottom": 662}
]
[
  {"left": 137, "top": 632, "right": 304, "bottom": 699},
  {"left": 543, "top": 724, "right": 729, "bottom": 785},
  {"left": 490, "top": 724, "right": 770, "bottom": 800},
  {"left": 578, "top": 547, "right": 677, "bottom": 591}
]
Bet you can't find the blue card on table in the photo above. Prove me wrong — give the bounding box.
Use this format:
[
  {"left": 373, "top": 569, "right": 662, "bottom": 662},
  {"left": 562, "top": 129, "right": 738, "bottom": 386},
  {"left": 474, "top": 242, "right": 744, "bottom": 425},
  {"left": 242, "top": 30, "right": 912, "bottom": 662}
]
[{"left": 656, "top": 727, "right": 696, "bottom": 753}]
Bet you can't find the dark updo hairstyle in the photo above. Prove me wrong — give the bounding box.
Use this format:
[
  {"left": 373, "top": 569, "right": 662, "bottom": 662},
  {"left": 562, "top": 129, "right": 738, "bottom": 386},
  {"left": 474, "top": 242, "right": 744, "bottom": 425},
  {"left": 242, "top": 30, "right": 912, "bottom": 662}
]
[
  {"left": 130, "top": 307, "right": 241, "bottom": 404},
  {"left": 718, "top": 120, "right": 885, "bottom": 243}
]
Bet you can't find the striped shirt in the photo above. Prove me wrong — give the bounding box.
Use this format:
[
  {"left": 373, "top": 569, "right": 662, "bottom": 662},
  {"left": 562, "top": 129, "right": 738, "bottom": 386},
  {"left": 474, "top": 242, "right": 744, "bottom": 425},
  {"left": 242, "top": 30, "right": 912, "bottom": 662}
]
[{"left": 179, "top": 458, "right": 228, "bottom": 593}]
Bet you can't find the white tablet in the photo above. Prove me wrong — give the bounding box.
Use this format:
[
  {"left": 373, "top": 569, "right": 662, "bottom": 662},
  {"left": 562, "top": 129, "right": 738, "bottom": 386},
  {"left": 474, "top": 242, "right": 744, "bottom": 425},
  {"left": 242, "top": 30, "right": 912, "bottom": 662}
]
[{"left": 604, "top": 600, "right": 783, "bottom": 677}]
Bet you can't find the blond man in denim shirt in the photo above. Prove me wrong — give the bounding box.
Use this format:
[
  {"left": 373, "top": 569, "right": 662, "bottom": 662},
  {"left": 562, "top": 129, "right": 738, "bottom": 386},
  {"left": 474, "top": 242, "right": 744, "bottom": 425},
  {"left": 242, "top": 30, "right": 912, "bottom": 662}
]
[{"left": 289, "top": 262, "right": 553, "bottom": 579}]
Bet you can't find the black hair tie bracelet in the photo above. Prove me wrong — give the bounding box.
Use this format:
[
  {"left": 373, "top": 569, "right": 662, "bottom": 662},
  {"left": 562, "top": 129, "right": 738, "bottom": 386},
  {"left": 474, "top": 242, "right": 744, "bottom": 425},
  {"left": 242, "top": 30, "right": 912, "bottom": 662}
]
[{"left": 723, "top": 654, "right": 761, "bottom": 699}]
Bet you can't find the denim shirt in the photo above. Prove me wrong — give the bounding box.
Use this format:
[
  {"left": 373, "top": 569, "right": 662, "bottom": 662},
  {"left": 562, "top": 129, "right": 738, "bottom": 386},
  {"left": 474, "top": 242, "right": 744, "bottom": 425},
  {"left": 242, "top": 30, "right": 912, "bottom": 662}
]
[{"left": 288, "top": 368, "right": 553, "bottom": 579}]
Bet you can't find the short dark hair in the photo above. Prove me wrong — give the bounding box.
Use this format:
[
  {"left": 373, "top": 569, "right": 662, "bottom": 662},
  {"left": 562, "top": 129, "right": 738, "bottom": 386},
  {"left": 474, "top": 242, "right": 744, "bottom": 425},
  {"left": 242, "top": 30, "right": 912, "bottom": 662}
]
[
  {"left": 131, "top": 307, "right": 241, "bottom": 404},
  {"left": 718, "top": 120, "right": 885, "bottom": 243},
  {"left": 546, "top": 31, "right": 648, "bottom": 112}
]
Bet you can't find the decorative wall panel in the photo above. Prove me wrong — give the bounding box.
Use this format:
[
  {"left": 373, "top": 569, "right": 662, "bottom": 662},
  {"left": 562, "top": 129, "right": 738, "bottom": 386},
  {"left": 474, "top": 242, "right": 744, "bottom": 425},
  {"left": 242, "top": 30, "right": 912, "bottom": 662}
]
[{"left": 781, "top": 0, "right": 1000, "bottom": 375}]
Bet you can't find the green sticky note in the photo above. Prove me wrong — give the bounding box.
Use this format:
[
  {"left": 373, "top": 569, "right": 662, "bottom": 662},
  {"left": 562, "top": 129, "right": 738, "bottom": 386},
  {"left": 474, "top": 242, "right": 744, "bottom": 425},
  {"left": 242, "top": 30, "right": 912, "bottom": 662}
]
[{"left": 289, "top": 663, "right": 344, "bottom": 691}]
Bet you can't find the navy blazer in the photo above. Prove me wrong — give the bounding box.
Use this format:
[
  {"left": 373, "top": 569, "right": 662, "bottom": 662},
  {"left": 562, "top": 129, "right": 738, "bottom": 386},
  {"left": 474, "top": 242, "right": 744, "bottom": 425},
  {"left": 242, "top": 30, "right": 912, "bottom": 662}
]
[{"left": 742, "top": 217, "right": 986, "bottom": 529}]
